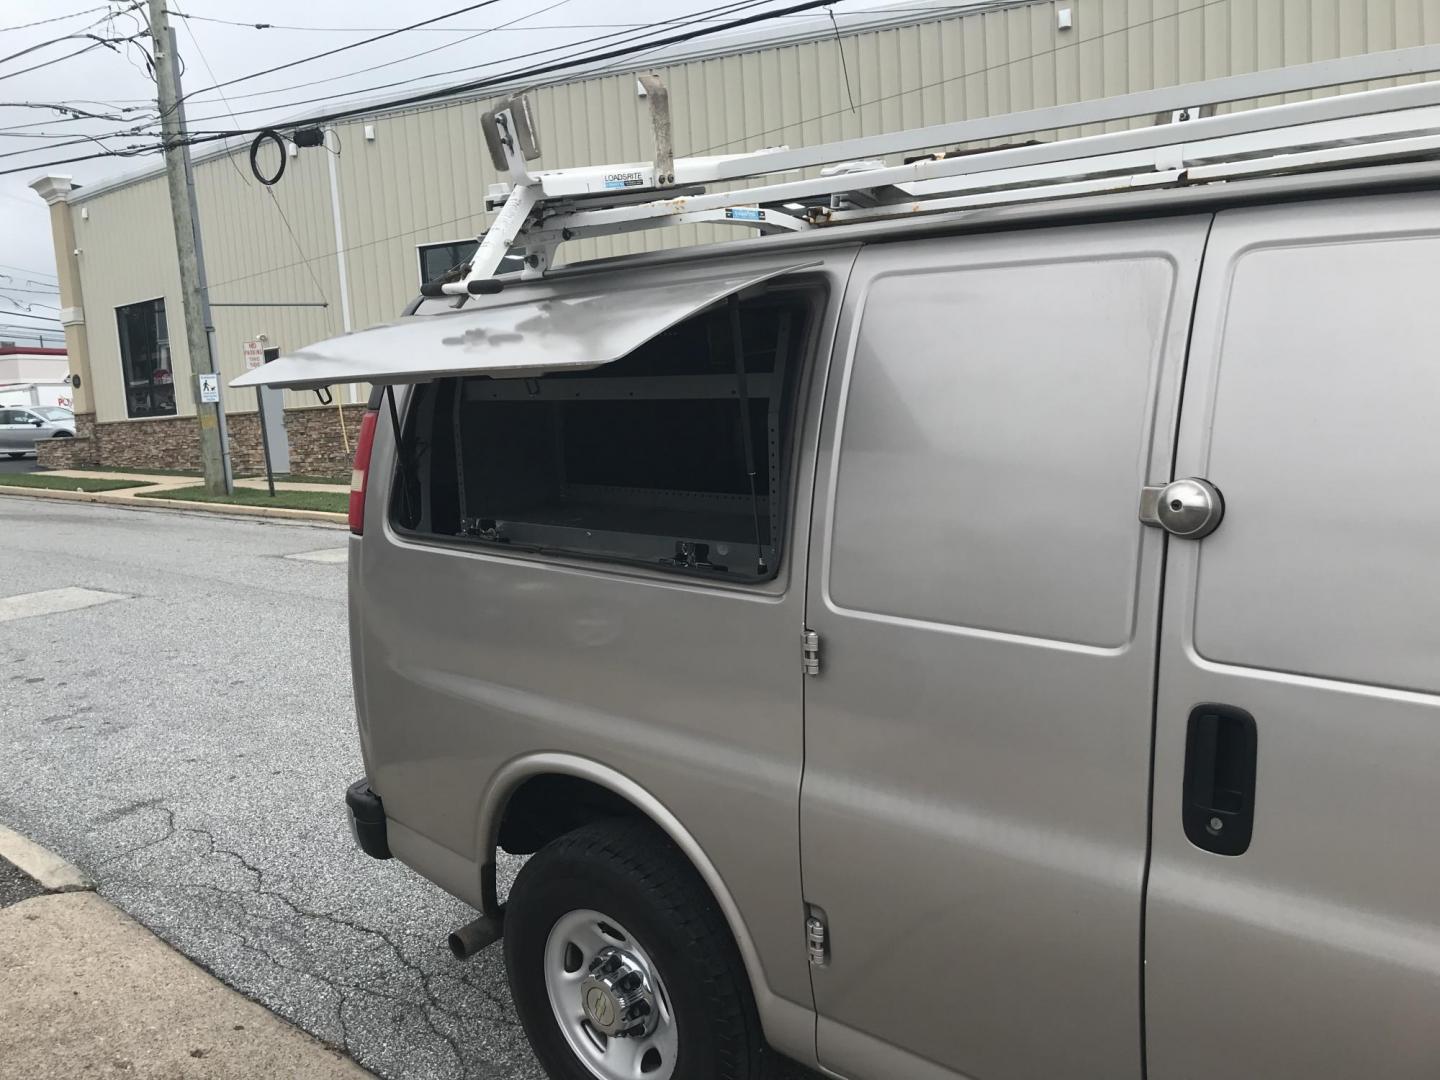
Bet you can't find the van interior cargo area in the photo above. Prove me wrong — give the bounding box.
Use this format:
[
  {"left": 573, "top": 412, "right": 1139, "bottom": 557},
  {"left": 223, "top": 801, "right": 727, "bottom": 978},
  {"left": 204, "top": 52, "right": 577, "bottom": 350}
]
[{"left": 393, "top": 294, "right": 807, "bottom": 580}]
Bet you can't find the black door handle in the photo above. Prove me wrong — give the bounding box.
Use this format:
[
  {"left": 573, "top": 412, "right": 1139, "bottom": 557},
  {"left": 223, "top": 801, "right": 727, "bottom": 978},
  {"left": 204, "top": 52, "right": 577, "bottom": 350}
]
[{"left": 1182, "top": 704, "right": 1257, "bottom": 856}]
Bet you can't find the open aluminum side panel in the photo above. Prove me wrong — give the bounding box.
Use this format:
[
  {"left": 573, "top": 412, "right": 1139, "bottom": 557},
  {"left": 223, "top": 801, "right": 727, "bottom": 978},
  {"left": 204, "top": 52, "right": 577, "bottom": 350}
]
[{"left": 229, "top": 261, "right": 814, "bottom": 390}]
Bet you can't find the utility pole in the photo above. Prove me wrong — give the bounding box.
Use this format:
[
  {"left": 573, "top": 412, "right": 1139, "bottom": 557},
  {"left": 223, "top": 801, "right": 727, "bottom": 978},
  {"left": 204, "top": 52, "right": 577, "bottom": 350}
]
[{"left": 148, "top": 0, "right": 231, "bottom": 494}]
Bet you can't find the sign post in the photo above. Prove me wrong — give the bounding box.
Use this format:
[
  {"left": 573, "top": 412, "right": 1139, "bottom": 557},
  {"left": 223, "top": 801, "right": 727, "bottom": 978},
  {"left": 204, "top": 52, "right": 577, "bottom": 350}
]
[{"left": 249, "top": 338, "right": 279, "bottom": 498}]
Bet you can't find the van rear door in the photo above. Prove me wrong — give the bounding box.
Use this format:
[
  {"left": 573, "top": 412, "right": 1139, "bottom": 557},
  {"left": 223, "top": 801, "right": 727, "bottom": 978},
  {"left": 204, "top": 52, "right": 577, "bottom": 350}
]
[
  {"left": 800, "top": 217, "right": 1210, "bottom": 1079},
  {"left": 1146, "top": 192, "right": 1440, "bottom": 1080}
]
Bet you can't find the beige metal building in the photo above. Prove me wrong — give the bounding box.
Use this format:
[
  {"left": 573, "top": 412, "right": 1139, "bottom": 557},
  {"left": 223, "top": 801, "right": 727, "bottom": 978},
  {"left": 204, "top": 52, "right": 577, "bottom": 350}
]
[{"left": 32, "top": 0, "right": 1440, "bottom": 473}]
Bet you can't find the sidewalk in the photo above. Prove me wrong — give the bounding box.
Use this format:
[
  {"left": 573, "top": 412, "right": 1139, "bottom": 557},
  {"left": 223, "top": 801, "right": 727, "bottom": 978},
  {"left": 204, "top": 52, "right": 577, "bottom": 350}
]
[
  {"left": 0, "top": 469, "right": 348, "bottom": 525},
  {"left": 0, "top": 829, "right": 369, "bottom": 1080},
  {"left": 41, "top": 470, "right": 349, "bottom": 494}
]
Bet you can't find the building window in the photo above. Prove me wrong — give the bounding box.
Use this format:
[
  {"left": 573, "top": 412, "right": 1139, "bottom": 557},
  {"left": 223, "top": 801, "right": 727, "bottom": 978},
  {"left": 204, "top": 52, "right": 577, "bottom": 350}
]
[
  {"left": 116, "top": 298, "right": 176, "bottom": 418},
  {"left": 417, "top": 240, "right": 478, "bottom": 285}
]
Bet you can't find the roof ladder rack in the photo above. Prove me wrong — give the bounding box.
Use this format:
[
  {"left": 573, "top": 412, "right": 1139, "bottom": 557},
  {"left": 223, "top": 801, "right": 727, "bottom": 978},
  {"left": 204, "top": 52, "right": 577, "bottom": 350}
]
[{"left": 436, "top": 44, "right": 1440, "bottom": 295}]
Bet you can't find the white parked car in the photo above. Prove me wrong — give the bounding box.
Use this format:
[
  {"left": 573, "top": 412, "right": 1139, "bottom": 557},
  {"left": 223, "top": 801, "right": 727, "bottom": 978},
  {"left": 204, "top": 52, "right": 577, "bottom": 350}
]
[{"left": 0, "top": 405, "right": 76, "bottom": 458}]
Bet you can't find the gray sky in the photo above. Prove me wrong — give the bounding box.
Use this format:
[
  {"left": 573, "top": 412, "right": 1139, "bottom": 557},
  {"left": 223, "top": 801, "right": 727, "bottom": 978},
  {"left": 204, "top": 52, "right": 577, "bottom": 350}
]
[{"left": 0, "top": 0, "right": 920, "bottom": 342}]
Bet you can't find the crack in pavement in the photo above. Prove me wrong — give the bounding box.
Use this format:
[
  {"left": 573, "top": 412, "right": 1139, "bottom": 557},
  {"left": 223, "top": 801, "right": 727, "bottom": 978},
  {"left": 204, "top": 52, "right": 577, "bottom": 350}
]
[
  {"left": 95, "top": 803, "right": 178, "bottom": 867},
  {"left": 92, "top": 799, "right": 516, "bottom": 1078}
]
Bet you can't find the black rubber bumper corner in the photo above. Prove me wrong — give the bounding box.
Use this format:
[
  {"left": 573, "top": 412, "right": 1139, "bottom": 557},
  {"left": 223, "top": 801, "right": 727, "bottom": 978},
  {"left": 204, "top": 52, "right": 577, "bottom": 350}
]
[{"left": 346, "top": 778, "right": 392, "bottom": 860}]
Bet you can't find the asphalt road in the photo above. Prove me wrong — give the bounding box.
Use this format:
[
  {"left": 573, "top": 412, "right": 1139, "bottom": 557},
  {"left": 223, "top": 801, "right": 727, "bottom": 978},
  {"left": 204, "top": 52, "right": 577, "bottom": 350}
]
[
  {"left": 0, "top": 454, "right": 38, "bottom": 474},
  {"left": 0, "top": 497, "right": 539, "bottom": 1080},
  {"left": 0, "top": 856, "right": 44, "bottom": 908},
  {"left": 0, "top": 496, "right": 819, "bottom": 1080}
]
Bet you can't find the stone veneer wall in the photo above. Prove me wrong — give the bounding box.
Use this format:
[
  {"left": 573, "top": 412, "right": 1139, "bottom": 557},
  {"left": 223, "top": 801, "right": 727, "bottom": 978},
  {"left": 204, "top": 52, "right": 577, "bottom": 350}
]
[
  {"left": 33, "top": 413, "right": 101, "bottom": 470},
  {"left": 36, "top": 404, "right": 367, "bottom": 477}
]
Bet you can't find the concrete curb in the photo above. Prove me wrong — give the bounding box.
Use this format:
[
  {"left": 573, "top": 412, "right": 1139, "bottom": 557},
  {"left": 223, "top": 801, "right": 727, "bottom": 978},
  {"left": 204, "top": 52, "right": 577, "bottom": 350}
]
[
  {"left": 0, "top": 485, "right": 347, "bottom": 526},
  {"left": 0, "top": 823, "right": 93, "bottom": 893}
]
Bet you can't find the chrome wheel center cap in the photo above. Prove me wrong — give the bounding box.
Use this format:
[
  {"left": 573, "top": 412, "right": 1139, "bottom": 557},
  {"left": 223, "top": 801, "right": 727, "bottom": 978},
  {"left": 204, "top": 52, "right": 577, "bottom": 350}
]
[{"left": 579, "top": 947, "right": 657, "bottom": 1039}]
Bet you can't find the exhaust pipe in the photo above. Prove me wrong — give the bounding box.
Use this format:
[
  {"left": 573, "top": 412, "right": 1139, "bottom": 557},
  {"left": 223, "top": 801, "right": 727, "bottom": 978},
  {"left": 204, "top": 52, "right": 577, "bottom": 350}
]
[{"left": 448, "top": 912, "right": 504, "bottom": 960}]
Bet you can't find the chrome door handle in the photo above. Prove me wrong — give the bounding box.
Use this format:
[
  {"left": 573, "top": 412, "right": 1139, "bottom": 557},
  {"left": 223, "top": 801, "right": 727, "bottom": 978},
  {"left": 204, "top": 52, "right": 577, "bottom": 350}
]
[{"left": 1139, "top": 478, "right": 1224, "bottom": 539}]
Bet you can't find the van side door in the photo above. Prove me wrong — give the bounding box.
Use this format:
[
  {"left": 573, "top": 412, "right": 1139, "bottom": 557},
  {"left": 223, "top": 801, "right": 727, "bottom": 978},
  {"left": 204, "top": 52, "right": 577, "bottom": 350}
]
[
  {"left": 1146, "top": 192, "right": 1440, "bottom": 1079},
  {"left": 801, "top": 217, "right": 1210, "bottom": 1079}
]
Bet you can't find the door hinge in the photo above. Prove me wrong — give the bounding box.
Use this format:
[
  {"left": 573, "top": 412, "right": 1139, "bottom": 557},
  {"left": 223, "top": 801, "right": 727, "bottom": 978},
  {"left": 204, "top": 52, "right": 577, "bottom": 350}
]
[
  {"left": 805, "top": 911, "right": 829, "bottom": 966},
  {"left": 802, "top": 629, "right": 821, "bottom": 676}
]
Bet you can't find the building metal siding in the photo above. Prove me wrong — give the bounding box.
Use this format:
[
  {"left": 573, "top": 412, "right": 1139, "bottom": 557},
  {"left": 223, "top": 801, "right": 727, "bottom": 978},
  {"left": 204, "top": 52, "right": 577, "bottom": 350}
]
[{"left": 69, "top": 0, "right": 1440, "bottom": 423}]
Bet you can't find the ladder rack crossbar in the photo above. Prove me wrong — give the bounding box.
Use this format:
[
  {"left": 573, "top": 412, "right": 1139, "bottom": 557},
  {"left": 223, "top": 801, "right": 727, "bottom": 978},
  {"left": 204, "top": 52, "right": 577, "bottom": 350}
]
[
  {"left": 697, "top": 42, "right": 1440, "bottom": 183},
  {"left": 544, "top": 88, "right": 1440, "bottom": 236}
]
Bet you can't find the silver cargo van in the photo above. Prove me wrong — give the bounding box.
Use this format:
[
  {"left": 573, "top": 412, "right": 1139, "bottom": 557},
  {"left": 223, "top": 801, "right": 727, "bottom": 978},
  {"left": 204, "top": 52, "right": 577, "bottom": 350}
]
[{"left": 238, "top": 64, "right": 1440, "bottom": 1080}]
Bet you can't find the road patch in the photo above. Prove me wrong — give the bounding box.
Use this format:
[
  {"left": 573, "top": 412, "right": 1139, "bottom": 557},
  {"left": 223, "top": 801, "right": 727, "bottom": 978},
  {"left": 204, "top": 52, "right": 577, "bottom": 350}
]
[
  {"left": 283, "top": 548, "right": 348, "bottom": 564},
  {"left": 0, "top": 586, "right": 127, "bottom": 624}
]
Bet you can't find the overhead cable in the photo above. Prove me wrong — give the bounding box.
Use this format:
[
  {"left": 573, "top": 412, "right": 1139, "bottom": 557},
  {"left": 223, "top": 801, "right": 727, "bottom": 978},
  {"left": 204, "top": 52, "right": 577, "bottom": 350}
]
[{"left": 167, "top": 0, "right": 508, "bottom": 113}]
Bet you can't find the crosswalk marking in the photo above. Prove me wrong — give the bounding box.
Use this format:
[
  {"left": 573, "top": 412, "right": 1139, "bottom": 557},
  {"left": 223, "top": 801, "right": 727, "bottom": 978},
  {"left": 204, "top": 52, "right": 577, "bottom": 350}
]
[{"left": 0, "top": 587, "right": 128, "bottom": 624}]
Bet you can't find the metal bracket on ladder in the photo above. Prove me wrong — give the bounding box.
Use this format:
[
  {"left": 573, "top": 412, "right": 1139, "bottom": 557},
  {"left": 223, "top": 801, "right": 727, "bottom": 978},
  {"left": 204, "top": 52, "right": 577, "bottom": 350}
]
[
  {"left": 441, "top": 73, "right": 688, "bottom": 294},
  {"left": 637, "top": 74, "right": 675, "bottom": 188}
]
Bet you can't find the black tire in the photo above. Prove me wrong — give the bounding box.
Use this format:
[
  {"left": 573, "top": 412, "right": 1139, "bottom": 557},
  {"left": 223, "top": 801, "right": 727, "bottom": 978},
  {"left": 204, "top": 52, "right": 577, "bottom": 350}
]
[
  {"left": 504, "top": 818, "right": 767, "bottom": 1080},
  {"left": 5, "top": 453, "right": 24, "bottom": 459}
]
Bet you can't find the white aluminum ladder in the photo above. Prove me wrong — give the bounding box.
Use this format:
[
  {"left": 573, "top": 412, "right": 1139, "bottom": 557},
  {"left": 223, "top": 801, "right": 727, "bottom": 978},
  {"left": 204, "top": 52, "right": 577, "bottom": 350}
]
[{"left": 425, "top": 43, "right": 1440, "bottom": 296}]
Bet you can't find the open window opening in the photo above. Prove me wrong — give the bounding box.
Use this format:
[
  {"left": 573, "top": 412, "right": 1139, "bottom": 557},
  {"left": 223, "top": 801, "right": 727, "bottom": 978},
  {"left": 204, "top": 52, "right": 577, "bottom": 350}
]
[{"left": 392, "top": 287, "right": 816, "bottom": 582}]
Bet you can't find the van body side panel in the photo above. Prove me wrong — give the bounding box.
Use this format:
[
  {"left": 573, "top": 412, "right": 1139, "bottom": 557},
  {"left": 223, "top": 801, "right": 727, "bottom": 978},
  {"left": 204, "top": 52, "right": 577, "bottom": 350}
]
[
  {"left": 351, "top": 251, "right": 854, "bottom": 1030},
  {"left": 1147, "top": 192, "right": 1440, "bottom": 1079},
  {"left": 802, "top": 218, "right": 1210, "bottom": 1079}
]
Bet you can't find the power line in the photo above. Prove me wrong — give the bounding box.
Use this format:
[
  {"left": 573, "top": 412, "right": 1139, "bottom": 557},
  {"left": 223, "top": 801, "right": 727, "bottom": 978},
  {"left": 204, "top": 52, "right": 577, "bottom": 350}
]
[
  {"left": 0, "top": 30, "right": 153, "bottom": 87},
  {"left": 0, "top": 146, "right": 156, "bottom": 176},
  {"left": 0, "top": 125, "right": 146, "bottom": 138},
  {"left": 0, "top": 295, "right": 61, "bottom": 310},
  {"left": 186, "top": 0, "right": 836, "bottom": 138},
  {"left": 0, "top": 309, "right": 63, "bottom": 324},
  {"left": 175, "top": 0, "right": 578, "bottom": 112},
  {"left": 0, "top": 128, "right": 156, "bottom": 160},
  {"left": 0, "top": 0, "right": 794, "bottom": 171},
  {"left": 168, "top": 6, "right": 979, "bottom": 33},
  {"left": 0, "top": 4, "right": 143, "bottom": 66},
  {"left": 5, "top": 0, "right": 803, "bottom": 142},
  {"left": 169, "top": 0, "right": 509, "bottom": 113},
  {"left": 0, "top": 104, "right": 157, "bottom": 134},
  {"left": 172, "top": 0, "right": 764, "bottom": 118},
  {"left": 0, "top": 5, "right": 110, "bottom": 33},
  {"left": 0, "top": 41, "right": 109, "bottom": 84},
  {"left": 0, "top": 265, "right": 58, "bottom": 283}
]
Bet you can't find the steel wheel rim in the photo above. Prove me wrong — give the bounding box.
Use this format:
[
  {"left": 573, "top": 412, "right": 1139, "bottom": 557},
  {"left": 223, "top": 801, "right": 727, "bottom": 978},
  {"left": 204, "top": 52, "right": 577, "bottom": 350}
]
[{"left": 543, "top": 908, "right": 678, "bottom": 1080}]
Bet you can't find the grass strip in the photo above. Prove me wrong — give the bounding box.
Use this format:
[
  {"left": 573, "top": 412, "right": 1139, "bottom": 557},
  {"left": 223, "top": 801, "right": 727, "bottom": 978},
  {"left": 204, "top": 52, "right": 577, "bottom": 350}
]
[
  {"left": 90, "top": 465, "right": 349, "bottom": 485},
  {"left": 136, "top": 484, "right": 347, "bottom": 514},
  {"left": 0, "top": 474, "right": 156, "bottom": 493}
]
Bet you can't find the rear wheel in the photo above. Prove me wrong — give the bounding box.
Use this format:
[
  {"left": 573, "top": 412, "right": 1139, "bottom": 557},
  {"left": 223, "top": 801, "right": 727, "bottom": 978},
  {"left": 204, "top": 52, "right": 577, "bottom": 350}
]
[
  {"left": 5, "top": 453, "right": 24, "bottom": 459},
  {"left": 504, "top": 819, "right": 766, "bottom": 1080}
]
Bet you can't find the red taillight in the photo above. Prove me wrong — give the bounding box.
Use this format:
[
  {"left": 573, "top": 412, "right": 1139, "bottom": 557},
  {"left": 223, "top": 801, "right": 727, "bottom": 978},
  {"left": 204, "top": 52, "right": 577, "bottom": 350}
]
[{"left": 349, "top": 409, "right": 380, "bottom": 535}]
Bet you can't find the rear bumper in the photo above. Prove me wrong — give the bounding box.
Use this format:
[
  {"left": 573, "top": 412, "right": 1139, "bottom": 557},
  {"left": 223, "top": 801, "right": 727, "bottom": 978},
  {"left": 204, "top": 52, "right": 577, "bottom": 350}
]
[{"left": 345, "top": 778, "right": 392, "bottom": 860}]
